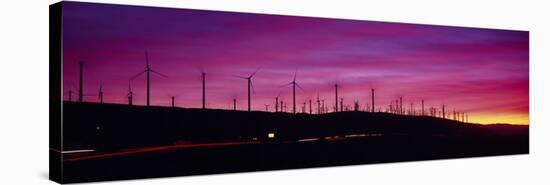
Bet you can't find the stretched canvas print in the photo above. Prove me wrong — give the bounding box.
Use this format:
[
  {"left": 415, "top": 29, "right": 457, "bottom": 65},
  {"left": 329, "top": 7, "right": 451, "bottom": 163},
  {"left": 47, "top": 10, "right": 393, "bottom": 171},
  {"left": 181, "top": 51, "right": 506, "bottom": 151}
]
[{"left": 49, "top": 1, "right": 529, "bottom": 183}]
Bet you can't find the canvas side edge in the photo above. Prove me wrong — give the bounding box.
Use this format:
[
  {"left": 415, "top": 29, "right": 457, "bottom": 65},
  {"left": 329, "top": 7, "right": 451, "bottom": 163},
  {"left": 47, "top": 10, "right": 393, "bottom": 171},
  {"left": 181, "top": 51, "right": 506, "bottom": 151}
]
[{"left": 49, "top": 1, "right": 63, "bottom": 184}]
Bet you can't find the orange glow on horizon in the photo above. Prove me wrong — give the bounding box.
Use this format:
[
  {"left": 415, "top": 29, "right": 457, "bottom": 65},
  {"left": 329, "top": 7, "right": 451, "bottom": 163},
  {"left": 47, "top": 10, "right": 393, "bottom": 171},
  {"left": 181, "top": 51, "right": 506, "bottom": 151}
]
[{"left": 468, "top": 112, "right": 529, "bottom": 125}]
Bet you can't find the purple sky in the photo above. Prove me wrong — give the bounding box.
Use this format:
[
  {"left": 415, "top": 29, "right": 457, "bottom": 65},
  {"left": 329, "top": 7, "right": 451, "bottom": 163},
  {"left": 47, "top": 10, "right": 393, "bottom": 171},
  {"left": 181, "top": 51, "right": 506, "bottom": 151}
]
[{"left": 61, "top": 2, "right": 529, "bottom": 124}]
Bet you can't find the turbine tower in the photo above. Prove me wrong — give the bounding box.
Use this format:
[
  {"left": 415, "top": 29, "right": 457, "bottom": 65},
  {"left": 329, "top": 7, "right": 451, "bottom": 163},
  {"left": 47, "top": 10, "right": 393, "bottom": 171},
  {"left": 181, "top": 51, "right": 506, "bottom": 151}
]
[
  {"left": 171, "top": 96, "right": 175, "bottom": 107},
  {"left": 234, "top": 67, "right": 261, "bottom": 112},
  {"left": 98, "top": 84, "right": 103, "bottom": 104},
  {"left": 422, "top": 100, "right": 430, "bottom": 116},
  {"left": 202, "top": 72, "right": 206, "bottom": 109},
  {"left": 442, "top": 104, "right": 446, "bottom": 119},
  {"left": 275, "top": 97, "right": 279, "bottom": 112},
  {"left": 130, "top": 52, "right": 167, "bottom": 107},
  {"left": 395, "top": 99, "right": 399, "bottom": 114},
  {"left": 316, "top": 94, "right": 321, "bottom": 114},
  {"left": 64, "top": 86, "right": 75, "bottom": 102},
  {"left": 274, "top": 92, "right": 281, "bottom": 112},
  {"left": 400, "top": 97, "right": 403, "bottom": 115},
  {"left": 334, "top": 84, "right": 339, "bottom": 112},
  {"left": 233, "top": 98, "right": 237, "bottom": 110},
  {"left": 453, "top": 109, "right": 456, "bottom": 121},
  {"left": 340, "top": 98, "right": 343, "bottom": 112},
  {"left": 309, "top": 99, "right": 312, "bottom": 114},
  {"left": 321, "top": 99, "right": 325, "bottom": 113},
  {"left": 371, "top": 88, "right": 375, "bottom": 113},
  {"left": 78, "top": 60, "right": 84, "bottom": 103},
  {"left": 127, "top": 81, "right": 134, "bottom": 106}
]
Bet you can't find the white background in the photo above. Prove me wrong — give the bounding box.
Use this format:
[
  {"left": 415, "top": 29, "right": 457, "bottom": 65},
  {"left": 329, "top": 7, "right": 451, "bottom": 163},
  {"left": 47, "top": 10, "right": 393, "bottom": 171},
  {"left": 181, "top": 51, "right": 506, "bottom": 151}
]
[{"left": 0, "top": 0, "right": 548, "bottom": 184}]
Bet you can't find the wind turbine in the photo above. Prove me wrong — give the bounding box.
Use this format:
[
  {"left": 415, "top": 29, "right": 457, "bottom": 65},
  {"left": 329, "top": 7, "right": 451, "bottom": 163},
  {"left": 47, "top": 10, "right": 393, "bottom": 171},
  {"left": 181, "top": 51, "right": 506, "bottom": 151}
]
[
  {"left": 340, "top": 97, "right": 343, "bottom": 112},
  {"left": 68, "top": 90, "right": 73, "bottom": 102},
  {"left": 233, "top": 67, "right": 261, "bottom": 112},
  {"left": 316, "top": 93, "right": 321, "bottom": 114},
  {"left": 127, "top": 80, "right": 134, "bottom": 106},
  {"left": 130, "top": 52, "right": 167, "bottom": 107},
  {"left": 453, "top": 109, "right": 456, "bottom": 121},
  {"left": 281, "top": 71, "right": 304, "bottom": 114},
  {"left": 410, "top": 103, "right": 414, "bottom": 115},
  {"left": 274, "top": 92, "right": 281, "bottom": 112},
  {"left": 64, "top": 84, "right": 75, "bottom": 102},
  {"left": 98, "top": 84, "right": 103, "bottom": 104}
]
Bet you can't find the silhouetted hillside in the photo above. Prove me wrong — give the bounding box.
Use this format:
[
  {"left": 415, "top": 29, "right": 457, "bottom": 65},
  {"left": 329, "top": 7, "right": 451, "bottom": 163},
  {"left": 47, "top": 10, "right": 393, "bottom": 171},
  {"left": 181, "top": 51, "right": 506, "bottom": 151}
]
[
  {"left": 62, "top": 102, "right": 527, "bottom": 151},
  {"left": 484, "top": 124, "right": 529, "bottom": 136}
]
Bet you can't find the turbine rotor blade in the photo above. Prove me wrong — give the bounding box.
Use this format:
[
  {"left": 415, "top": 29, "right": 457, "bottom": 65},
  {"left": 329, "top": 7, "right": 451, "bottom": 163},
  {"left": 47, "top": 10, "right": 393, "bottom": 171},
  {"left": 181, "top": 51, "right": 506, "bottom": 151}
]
[
  {"left": 296, "top": 82, "right": 305, "bottom": 91},
  {"left": 232, "top": 75, "right": 248, "bottom": 79},
  {"left": 130, "top": 70, "right": 147, "bottom": 80},
  {"left": 249, "top": 66, "right": 262, "bottom": 78},
  {"left": 250, "top": 81, "right": 256, "bottom": 94},
  {"left": 150, "top": 69, "right": 168, "bottom": 78}
]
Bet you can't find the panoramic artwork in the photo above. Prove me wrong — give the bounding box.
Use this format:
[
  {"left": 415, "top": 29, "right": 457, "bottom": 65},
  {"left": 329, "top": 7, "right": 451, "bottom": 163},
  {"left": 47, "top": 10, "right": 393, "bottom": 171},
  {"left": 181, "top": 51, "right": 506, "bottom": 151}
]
[{"left": 49, "top": 1, "right": 529, "bottom": 183}]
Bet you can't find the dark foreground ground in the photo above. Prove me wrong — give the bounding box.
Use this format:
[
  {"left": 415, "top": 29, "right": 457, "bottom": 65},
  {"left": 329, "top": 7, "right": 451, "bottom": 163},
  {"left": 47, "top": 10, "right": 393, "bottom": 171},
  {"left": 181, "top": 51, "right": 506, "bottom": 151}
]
[{"left": 56, "top": 102, "right": 528, "bottom": 183}]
